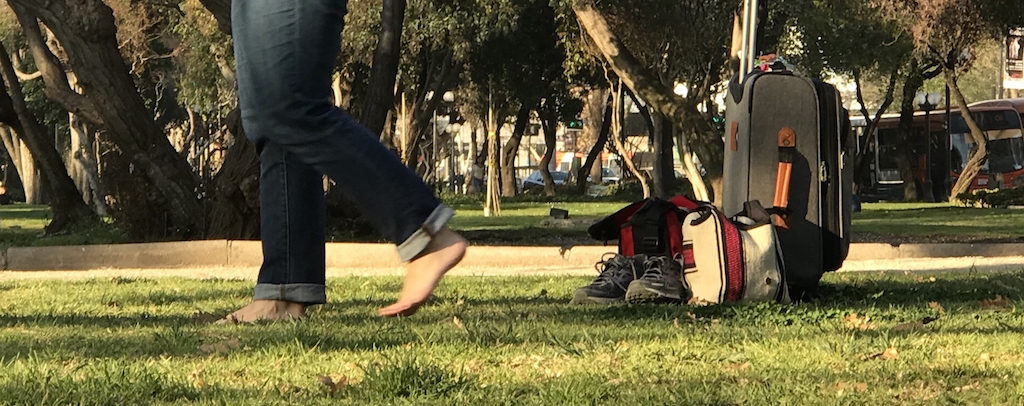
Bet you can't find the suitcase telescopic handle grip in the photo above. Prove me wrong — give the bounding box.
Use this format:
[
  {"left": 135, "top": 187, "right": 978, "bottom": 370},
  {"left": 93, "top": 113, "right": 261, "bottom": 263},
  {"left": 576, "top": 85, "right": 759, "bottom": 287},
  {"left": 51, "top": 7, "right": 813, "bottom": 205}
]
[{"left": 773, "top": 127, "right": 796, "bottom": 229}]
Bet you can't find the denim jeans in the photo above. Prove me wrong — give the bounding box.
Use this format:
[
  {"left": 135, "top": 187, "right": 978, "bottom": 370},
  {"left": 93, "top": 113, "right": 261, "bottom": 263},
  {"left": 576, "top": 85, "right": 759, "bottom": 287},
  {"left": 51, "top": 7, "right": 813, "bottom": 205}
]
[{"left": 232, "top": 0, "right": 453, "bottom": 304}]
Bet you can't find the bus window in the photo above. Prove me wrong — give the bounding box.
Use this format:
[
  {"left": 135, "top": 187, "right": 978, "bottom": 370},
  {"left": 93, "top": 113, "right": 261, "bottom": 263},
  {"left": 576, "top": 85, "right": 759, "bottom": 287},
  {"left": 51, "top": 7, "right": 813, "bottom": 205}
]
[
  {"left": 876, "top": 128, "right": 903, "bottom": 183},
  {"left": 989, "top": 137, "right": 1024, "bottom": 173},
  {"left": 950, "top": 132, "right": 972, "bottom": 172},
  {"left": 951, "top": 110, "right": 1023, "bottom": 133}
]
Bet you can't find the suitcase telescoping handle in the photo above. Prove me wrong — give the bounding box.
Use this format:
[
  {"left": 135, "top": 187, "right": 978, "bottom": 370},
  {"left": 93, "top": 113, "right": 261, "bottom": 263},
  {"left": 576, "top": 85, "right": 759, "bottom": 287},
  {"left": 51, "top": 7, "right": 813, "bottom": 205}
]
[{"left": 773, "top": 127, "right": 796, "bottom": 229}]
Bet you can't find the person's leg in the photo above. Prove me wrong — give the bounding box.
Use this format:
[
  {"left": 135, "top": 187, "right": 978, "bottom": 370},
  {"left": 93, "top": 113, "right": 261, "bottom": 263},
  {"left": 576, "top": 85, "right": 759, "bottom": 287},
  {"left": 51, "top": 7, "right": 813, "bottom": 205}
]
[
  {"left": 231, "top": 0, "right": 465, "bottom": 319},
  {"left": 219, "top": 141, "right": 326, "bottom": 323}
]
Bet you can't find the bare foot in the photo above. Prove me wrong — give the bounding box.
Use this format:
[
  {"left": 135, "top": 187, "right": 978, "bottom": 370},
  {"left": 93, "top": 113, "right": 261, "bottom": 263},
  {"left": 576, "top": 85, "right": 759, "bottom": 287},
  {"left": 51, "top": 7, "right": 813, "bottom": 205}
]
[
  {"left": 215, "top": 300, "right": 306, "bottom": 324},
  {"left": 378, "top": 228, "right": 467, "bottom": 317}
]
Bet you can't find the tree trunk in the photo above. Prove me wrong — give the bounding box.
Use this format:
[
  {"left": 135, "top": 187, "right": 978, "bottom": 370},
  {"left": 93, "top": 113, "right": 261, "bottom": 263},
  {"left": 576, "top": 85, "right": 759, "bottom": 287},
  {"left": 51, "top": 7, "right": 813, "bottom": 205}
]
[
  {"left": 852, "top": 68, "right": 899, "bottom": 194},
  {"left": 652, "top": 113, "right": 675, "bottom": 198},
  {"left": 500, "top": 104, "right": 531, "bottom": 197},
  {"left": 0, "top": 40, "right": 96, "bottom": 232},
  {"left": 18, "top": 139, "right": 41, "bottom": 203},
  {"left": 191, "top": 0, "right": 263, "bottom": 238},
  {"left": 484, "top": 108, "right": 501, "bottom": 216},
  {"left": 894, "top": 59, "right": 940, "bottom": 201},
  {"left": 539, "top": 107, "right": 558, "bottom": 196},
  {"left": 611, "top": 82, "right": 650, "bottom": 198},
  {"left": 0, "top": 126, "right": 31, "bottom": 202},
  {"left": 67, "top": 111, "right": 91, "bottom": 203},
  {"left": 572, "top": 2, "right": 693, "bottom": 136},
  {"left": 577, "top": 90, "right": 613, "bottom": 194},
  {"left": 947, "top": 68, "right": 988, "bottom": 203},
  {"left": 65, "top": 71, "right": 108, "bottom": 216},
  {"left": 404, "top": 53, "right": 456, "bottom": 168},
  {"left": 69, "top": 115, "right": 108, "bottom": 216},
  {"left": 361, "top": 0, "right": 407, "bottom": 138},
  {"left": 11, "top": 1, "right": 204, "bottom": 238},
  {"left": 205, "top": 108, "right": 260, "bottom": 239}
]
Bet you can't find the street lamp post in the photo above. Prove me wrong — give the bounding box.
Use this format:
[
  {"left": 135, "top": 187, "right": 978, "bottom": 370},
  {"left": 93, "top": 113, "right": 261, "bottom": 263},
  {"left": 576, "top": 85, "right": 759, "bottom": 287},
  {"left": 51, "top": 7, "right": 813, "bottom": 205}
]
[{"left": 916, "top": 91, "right": 942, "bottom": 201}]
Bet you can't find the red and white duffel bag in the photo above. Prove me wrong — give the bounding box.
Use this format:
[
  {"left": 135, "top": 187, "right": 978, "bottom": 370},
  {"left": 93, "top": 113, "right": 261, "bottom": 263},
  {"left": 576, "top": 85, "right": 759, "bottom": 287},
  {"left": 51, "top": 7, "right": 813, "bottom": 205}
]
[{"left": 681, "top": 201, "right": 790, "bottom": 304}]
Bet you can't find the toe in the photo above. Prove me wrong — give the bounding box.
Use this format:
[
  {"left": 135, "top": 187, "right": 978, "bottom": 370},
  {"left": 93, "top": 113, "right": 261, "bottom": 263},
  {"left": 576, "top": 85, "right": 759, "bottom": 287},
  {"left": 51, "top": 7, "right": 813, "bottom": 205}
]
[{"left": 378, "top": 302, "right": 418, "bottom": 317}]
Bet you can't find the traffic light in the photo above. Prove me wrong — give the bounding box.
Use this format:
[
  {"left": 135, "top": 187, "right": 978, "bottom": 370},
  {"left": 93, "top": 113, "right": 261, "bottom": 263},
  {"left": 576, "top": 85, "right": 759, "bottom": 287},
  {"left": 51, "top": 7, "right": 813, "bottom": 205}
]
[{"left": 567, "top": 119, "right": 584, "bottom": 129}]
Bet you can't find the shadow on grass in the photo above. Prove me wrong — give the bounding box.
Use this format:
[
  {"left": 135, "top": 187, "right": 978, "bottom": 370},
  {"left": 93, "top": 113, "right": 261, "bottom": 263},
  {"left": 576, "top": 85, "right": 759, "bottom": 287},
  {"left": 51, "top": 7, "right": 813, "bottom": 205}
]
[{"left": 458, "top": 228, "right": 596, "bottom": 246}]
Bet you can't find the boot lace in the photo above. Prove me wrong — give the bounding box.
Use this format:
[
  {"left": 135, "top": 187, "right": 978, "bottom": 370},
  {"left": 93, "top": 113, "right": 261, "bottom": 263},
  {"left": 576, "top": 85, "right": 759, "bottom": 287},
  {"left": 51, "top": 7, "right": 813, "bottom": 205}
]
[{"left": 593, "top": 253, "right": 637, "bottom": 285}]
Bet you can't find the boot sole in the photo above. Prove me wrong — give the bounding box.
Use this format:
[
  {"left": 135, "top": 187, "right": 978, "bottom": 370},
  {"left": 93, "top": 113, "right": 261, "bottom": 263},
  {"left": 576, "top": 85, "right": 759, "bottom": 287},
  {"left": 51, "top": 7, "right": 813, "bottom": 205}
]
[
  {"left": 570, "top": 289, "right": 625, "bottom": 305},
  {"left": 625, "top": 285, "right": 682, "bottom": 304}
]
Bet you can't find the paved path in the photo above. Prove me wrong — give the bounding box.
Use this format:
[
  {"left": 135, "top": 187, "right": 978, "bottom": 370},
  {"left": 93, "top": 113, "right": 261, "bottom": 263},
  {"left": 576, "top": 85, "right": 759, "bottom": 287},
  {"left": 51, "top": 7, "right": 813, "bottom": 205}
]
[
  {"left": 6, "top": 241, "right": 1024, "bottom": 271},
  {"left": 2, "top": 256, "right": 1022, "bottom": 281}
]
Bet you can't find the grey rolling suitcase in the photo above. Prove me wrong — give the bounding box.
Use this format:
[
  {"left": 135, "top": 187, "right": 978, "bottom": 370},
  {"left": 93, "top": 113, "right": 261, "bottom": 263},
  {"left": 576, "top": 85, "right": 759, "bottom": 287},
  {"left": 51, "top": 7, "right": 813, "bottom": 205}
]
[{"left": 722, "top": 71, "right": 852, "bottom": 300}]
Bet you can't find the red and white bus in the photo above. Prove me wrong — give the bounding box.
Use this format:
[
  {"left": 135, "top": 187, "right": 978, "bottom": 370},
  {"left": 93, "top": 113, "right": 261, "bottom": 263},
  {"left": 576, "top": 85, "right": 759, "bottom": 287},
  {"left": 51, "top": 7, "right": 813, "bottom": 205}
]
[{"left": 852, "top": 98, "right": 1024, "bottom": 200}]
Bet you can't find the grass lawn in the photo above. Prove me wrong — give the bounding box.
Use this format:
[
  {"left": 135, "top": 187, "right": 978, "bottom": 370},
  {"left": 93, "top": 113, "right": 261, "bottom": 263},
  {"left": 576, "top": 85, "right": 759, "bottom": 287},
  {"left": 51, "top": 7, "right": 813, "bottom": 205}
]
[
  {"left": 447, "top": 200, "right": 631, "bottom": 245},
  {"left": 852, "top": 203, "right": 1024, "bottom": 243},
  {"left": 0, "top": 204, "right": 126, "bottom": 249},
  {"left": 0, "top": 271, "right": 1022, "bottom": 404}
]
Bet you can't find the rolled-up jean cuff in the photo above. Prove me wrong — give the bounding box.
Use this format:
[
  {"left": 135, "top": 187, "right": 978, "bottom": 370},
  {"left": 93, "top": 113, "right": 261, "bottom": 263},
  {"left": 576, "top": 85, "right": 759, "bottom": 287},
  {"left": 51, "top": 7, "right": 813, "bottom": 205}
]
[
  {"left": 396, "top": 204, "right": 455, "bottom": 262},
  {"left": 254, "top": 283, "right": 327, "bottom": 304}
]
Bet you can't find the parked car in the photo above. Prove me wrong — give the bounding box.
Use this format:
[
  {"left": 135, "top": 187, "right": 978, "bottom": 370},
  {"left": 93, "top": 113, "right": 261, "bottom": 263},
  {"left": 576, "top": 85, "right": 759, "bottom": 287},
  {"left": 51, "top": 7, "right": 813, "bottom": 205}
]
[
  {"left": 598, "top": 167, "right": 621, "bottom": 183},
  {"left": 522, "top": 171, "right": 569, "bottom": 190}
]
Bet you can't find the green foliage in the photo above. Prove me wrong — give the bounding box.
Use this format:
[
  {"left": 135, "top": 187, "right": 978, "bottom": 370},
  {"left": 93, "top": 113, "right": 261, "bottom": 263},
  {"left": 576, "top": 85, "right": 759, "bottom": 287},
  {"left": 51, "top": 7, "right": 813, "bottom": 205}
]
[
  {"left": 172, "top": 0, "right": 236, "bottom": 118},
  {"left": 599, "top": 0, "right": 736, "bottom": 93},
  {"left": 464, "top": 0, "right": 569, "bottom": 119},
  {"left": 957, "top": 187, "right": 1024, "bottom": 208},
  {"left": 786, "top": 0, "right": 911, "bottom": 81}
]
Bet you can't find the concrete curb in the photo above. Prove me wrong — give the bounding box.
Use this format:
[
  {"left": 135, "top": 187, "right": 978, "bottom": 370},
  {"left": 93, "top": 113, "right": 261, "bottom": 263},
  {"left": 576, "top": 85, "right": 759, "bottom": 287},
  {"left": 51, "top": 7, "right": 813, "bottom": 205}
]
[
  {"left": 4, "top": 240, "right": 231, "bottom": 271},
  {"left": 2, "top": 240, "right": 1024, "bottom": 271},
  {"left": 846, "top": 243, "right": 1024, "bottom": 261}
]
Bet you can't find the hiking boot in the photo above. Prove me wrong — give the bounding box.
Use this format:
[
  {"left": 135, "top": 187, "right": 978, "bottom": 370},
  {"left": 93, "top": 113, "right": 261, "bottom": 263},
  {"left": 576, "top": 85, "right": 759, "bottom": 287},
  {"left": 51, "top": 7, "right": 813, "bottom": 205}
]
[
  {"left": 571, "top": 254, "right": 645, "bottom": 304},
  {"left": 626, "top": 256, "right": 687, "bottom": 304}
]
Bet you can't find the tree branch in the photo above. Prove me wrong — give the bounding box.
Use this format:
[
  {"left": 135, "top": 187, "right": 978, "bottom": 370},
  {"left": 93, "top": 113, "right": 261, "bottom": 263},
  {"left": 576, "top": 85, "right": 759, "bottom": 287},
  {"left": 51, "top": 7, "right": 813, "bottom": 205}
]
[
  {"left": 572, "top": 1, "right": 688, "bottom": 127},
  {"left": 11, "top": 53, "right": 41, "bottom": 81},
  {"left": 198, "top": 0, "right": 232, "bottom": 35},
  {"left": 10, "top": 5, "right": 104, "bottom": 126}
]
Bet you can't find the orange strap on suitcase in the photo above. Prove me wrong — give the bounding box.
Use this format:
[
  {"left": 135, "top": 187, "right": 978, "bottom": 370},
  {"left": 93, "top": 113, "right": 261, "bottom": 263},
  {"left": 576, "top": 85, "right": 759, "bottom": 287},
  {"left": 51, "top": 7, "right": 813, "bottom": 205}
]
[{"left": 773, "top": 127, "right": 795, "bottom": 229}]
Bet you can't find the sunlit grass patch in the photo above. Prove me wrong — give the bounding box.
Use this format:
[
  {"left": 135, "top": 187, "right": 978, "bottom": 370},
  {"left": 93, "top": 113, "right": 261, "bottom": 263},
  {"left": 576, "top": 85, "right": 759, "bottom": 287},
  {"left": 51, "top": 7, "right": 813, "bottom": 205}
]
[{"left": 0, "top": 271, "right": 1022, "bottom": 404}]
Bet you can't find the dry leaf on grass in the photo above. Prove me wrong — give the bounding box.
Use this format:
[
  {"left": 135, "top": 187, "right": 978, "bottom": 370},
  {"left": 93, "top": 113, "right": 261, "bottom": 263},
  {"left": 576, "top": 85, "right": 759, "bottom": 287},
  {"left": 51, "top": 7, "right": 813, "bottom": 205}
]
[
  {"left": 317, "top": 374, "right": 348, "bottom": 396},
  {"left": 188, "top": 366, "right": 205, "bottom": 388},
  {"left": 862, "top": 347, "right": 899, "bottom": 361},
  {"left": 980, "top": 295, "right": 1013, "bottom": 310},
  {"left": 724, "top": 362, "right": 750, "bottom": 373},
  {"left": 843, "top": 313, "right": 876, "bottom": 331},
  {"left": 836, "top": 381, "right": 869, "bottom": 394},
  {"left": 452, "top": 316, "right": 465, "bottom": 330},
  {"left": 954, "top": 382, "right": 980, "bottom": 392},
  {"left": 927, "top": 301, "right": 946, "bottom": 314}
]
